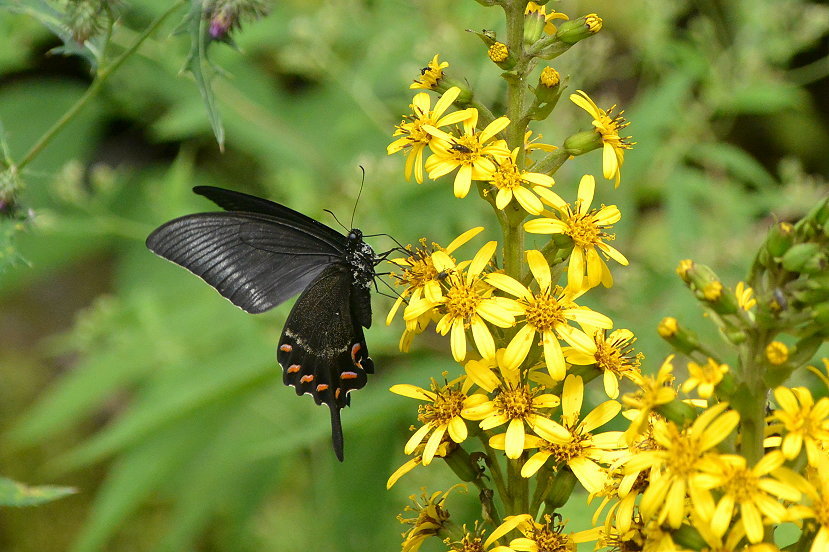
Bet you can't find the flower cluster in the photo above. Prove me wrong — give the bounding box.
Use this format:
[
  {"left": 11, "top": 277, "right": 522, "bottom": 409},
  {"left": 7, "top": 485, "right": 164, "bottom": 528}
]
[{"left": 382, "top": 3, "right": 829, "bottom": 552}]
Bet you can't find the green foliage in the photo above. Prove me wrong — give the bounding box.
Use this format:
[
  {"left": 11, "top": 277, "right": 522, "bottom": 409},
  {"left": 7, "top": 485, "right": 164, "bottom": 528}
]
[
  {"left": 0, "top": 0, "right": 827, "bottom": 550},
  {"left": 0, "top": 476, "right": 76, "bottom": 506}
]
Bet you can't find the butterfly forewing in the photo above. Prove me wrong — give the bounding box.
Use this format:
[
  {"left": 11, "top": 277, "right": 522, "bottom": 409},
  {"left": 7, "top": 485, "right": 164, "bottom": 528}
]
[{"left": 146, "top": 212, "right": 342, "bottom": 313}]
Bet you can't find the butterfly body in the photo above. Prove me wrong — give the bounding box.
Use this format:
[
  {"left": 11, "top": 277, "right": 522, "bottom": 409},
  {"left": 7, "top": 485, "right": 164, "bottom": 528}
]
[{"left": 146, "top": 186, "right": 378, "bottom": 461}]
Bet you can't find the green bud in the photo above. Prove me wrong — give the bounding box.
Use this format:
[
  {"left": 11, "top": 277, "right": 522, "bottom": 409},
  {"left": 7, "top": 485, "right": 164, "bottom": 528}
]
[
  {"left": 563, "top": 130, "right": 602, "bottom": 155},
  {"left": 556, "top": 13, "right": 602, "bottom": 44},
  {"left": 524, "top": 9, "right": 546, "bottom": 45},
  {"left": 782, "top": 243, "right": 823, "bottom": 273},
  {"left": 765, "top": 222, "right": 795, "bottom": 258},
  {"left": 813, "top": 302, "right": 829, "bottom": 327},
  {"left": 656, "top": 398, "right": 697, "bottom": 427},
  {"left": 545, "top": 468, "right": 577, "bottom": 509},
  {"left": 657, "top": 317, "right": 701, "bottom": 355}
]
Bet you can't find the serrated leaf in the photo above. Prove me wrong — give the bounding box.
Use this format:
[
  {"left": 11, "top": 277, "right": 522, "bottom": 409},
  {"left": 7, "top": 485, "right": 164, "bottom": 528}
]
[
  {"left": 0, "top": 476, "right": 76, "bottom": 507},
  {"left": 179, "top": 0, "right": 225, "bottom": 149}
]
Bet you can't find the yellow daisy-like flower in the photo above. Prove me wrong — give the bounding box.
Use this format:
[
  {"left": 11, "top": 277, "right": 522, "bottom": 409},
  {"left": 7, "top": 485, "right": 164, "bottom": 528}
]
[
  {"left": 397, "top": 485, "right": 462, "bottom": 552},
  {"left": 736, "top": 281, "right": 757, "bottom": 311},
  {"left": 508, "top": 375, "right": 623, "bottom": 493},
  {"left": 563, "top": 328, "right": 644, "bottom": 399},
  {"left": 488, "top": 147, "right": 555, "bottom": 215},
  {"left": 445, "top": 520, "right": 515, "bottom": 552},
  {"left": 461, "top": 381, "right": 561, "bottom": 460},
  {"left": 387, "top": 227, "right": 484, "bottom": 326},
  {"left": 622, "top": 355, "right": 677, "bottom": 444},
  {"left": 404, "top": 241, "right": 518, "bottom": 362},
  {"left": 681, "top": 358, "right": 729, "bottom": 399},
  {"left": 390, "top": 377, "right": 474, "bottom": 466},
  {"left": 525, "top": 174, "right": 628, "bottom": 290},
  {"left": 423, "top": 111, "right": 511, "bottom": 199},
  {"left": 388, "top": 87, "right": 474, "bottom": 184},
  {"left": 570, "top": 90, "right": 633, "bottom": 187},
  {"left": 769, "top": 386, "right": 829, "bottom": 467},
  {"left": 693, "top": 451, "right": 800, "bottom": 544},
  {"left": 499, "top": 513, "right": 599, "bottom": 552},
  {"left": 524, "top": 2, "right": 569, "bottom": 35},
  {"left": 623, "top": 402, "right": 741, "bottom": 528},
  {"left": 486, "top": 249, "right": 613, "bottom": 379},
  {"left": 410, "top": 54, "right": 449, "bottom": 90}
]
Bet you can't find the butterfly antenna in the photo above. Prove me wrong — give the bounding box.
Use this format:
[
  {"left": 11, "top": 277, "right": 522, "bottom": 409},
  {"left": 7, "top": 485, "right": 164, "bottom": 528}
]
[
  {"left": 350, "top": 166, "right": 366, "bottom": 229},
  {"left": 324, "top": 209, "right": 349, "bottom": 232}
]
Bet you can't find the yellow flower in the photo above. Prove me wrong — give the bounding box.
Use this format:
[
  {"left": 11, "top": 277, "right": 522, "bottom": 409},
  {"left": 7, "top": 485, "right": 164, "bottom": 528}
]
[
  {"left": 622, "top": 355, "right": 677, "bottom": 443},
  {"left": 693, "top": 451, "right": 800, "bottom": 544},
  {"left": 623, "top": 402, "right": 740, "bottom": 528},
  {"left": 445, "top": 520, "right": 515, "bottom": 552},
  {"left": 525, "top": 175, "right": 628, "bottom": 290},
  {"left": 524, "top": 2, "right": 569, "bottom": 35},
  {"left": 736, "top": 281, "right": 757, "bottom": 311},
  {"left": 388, "top": 87, "right": 474, "bottom": 183},
  {"left": 769, "top": 386, "right": 829, "bottom": 467},
  {"left": 403, "top": 241, "right": 518, "bottom": 362},
  {"left": 390, "top": 377, "right": 474, "bottom": 465},
  {"left": 397, "top": 486, "right": 462, "bottom": 552},
  {"left": 387, "top": 227, "right": 484, "bottom": 326},
  {"left": 464, "top": 349, "right": 521, "bottom": 392},
  {"left": 410, "top": 54, "right": 448, "bottom": 90},
  {"left": 569, "top": 91, "right": 633, "bottom": 187},
  {"left": 486, "top": 249, "right": 613, "bottom": 379},
  {"left": 424, "top": 112, "right": 511, "bottom": 198},
  {"left": 461, "top": 380, "right": 561, "bottom": 460},
  {"left": 563, "top": 328, "right": 643, "bottom": 399},
  {"left": 765, "top": 341, "right": 789, "bottom": 366},
  {"left": 488, "top": 148, "right": 555, "bottom": 215},
  {"left": 681, "top": 358, "right": 729, "bottom": 399},
  {"left": 509, "top": 375, "right": 622, "bottom": 493},
  {"left": 498, "top": 513, "right": 598, "bottom": 552}
]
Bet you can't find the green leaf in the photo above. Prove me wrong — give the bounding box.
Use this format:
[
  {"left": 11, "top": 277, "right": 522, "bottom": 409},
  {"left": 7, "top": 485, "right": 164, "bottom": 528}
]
[
  {"left": 0, "top": 476, "right": 76, "bottom": 507},
  {"left": 179, "top": 0, "right": 225, "bottom": 149}
]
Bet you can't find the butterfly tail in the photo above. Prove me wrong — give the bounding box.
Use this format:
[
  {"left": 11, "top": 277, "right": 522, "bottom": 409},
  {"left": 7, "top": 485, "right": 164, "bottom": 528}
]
[{"left": 329, "top": 405, "right": 345, "bottom": 462}]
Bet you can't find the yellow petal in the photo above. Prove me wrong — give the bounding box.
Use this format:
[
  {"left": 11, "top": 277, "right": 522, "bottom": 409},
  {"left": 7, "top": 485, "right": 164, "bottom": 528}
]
[
  {"left": 390, "top": 384, "right": 436, "bottom": 401},
  {"left": 486, "top": 272, "right": 531, "bottom": 299},
  {"left": 479, "top": 116, "right": 511, "bottom": 143},
  {"left": 581, "top": 400, "right": 621, "bottom": 432},
  {"left": 542, "top": 331, "right": 566, "bottom": 381},
  {"left": 503, "top": 324, "right": 536, "bottom": 371},
  {"left": 568, "top": 247, "right": 585, "bottom": 290},
  {"left": 569, "top": 456, "right": 605, "bottom": 493},
  {"left": 577, "top": 174, "right": 595, "bottom": 214},
  {"left": 526, "top": 249, "right": 551, "bottom": 291},
  {"left": 404, "top": 423, "right": 434, "bottom": 454},
  {"left": 422, "top": 425, "right": 447, "bottom": 465},
  {"left": 505, "top": 418, "right": 526, "bottom": 459},
  {"left": 450, "top": 318, "right": 467, "bottom": 362},
  {"left": 524, "top": 217, "right": 568, "bottom": 234},
  {"left": 512, "top": 186, "right": 543, "bottom": 215},
  {"left": 445, "top": 226, "right": 484, "bottom": 254},
  {"left": 485, "top": 514, "right": 533, "bottom": 548},
  {"left": 448, "top": 416, "right": 468, "bottom": 443},
  {"left": 454, "top": 164, "right": 473, "bottom": 198},
  {"left": 521, "top": 451, "right": 552, "bottom": 477},
  {"left": 602, "top": 142, "right": 619, "bottom": 181},
  {"left": 495, "top": 188, "right": 513, "bottom": 210},
  {"left": 468, "top": 241, "right": 497, "bottom": 280},
  {"left": 386, "top": 456, "right": 421, "bottom": 489},
  {"left": 470, "top": 316, "right": 496, "bottom": 360},
  {"left": 432, "top": 87, "right": 460, "bottom": 117},
  {"left": 562, "top": 374, "right": 584, "bottom": 420}
]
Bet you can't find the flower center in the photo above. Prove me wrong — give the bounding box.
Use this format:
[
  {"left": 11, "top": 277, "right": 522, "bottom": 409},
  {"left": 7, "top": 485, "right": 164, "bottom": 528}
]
[
  {"left": 663, "top": 427, "right": 701, "bottom": 477},
  {"left": 493, "top": 386, "right": 535, "bottom": 419},
  {"left": 595, "top": 333, "right": 641, "bottom": 377},
  {"left": 531, "top": 527, "right": 572, "bottom": 552},
  {"left": 455, "top": 536, "right": 485, "bottom": 552},
  {"left": 449, "top": 135, "right": 482, "bottom": 164},
  {"left": 396, "top": 245, "right": 441, "bottom": 289},
  {"left": 523, "top": 292, "right": 565, "bottom": 332},
  {"left": 418, "top": 387, "right": 465, "bottom": 425},
  {"left": 565, "top": 212, "right": 605, "bottom": 248},
  {"left": 721, "top": 465, "right": 759, "bottom": 503},
  {"left": 814, "top": 496, "right": 829, "bottom": 527},
  {"left": 491, "top": 158, "right": 523, "bottom": 191},
  {"left": 444, "top": 282, "right": 483, "bottom": 322}
]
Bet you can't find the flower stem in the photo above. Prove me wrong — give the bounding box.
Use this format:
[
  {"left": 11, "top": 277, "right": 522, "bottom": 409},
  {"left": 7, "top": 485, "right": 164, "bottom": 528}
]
[{"left": 15, "top": 1, "right": 186, "bottom": 173}]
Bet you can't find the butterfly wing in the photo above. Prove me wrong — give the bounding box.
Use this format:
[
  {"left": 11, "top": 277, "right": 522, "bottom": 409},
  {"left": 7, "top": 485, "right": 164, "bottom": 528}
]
[
  {"left": 277, "top": 264, "right": 374, "bottom": 461},
  {"left": 193, "top": 186, "right": 346, "bottom": 245},
  {"left": 146, "top": 211, "right": 345, "bottom": 313}
]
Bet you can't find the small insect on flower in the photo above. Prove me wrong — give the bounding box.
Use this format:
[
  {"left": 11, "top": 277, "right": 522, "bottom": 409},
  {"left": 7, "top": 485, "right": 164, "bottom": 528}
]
[
  {"left": 570, "top": 91, "right": 634, "bottom": 187},
  {"left": 411, "top": 54, "right": 449, "bottom": 90},
  {"left": 388, "top": 87, "right": 475, "bottom": 184}
]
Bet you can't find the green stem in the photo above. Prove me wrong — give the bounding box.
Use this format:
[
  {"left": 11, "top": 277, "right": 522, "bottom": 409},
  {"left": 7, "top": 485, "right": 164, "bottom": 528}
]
[{"left": 15, "top": 1, "right": 186, "bottom": 172}]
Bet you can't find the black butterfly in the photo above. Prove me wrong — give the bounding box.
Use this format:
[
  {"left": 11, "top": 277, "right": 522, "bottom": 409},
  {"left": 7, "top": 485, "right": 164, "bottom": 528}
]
[{"left": 146, "top": 186, "right": 379, "bottom": 461}]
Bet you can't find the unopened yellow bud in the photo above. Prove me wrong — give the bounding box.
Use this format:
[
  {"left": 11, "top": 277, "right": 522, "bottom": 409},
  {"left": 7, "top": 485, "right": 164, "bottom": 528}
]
[
  {"left": 488, "top": 42, "right": 508, "bottom": 62},
  {"left": 676, "top": 259, "right": 694, "bottom": 282},
  {"left": 556, "top": 13, "right": 602, "bottom": 44},
  {"left": 702, "top": 281, "right": 723, "bottom": 302},
  {"left": 539, "top": 67, "right": 560, "bottom": 88},
  {"left": 766, "top": 341, "right": 789, "bottom": 366},
  {"left": 658, "top": 317, "right": 678, "bottom": 338}
]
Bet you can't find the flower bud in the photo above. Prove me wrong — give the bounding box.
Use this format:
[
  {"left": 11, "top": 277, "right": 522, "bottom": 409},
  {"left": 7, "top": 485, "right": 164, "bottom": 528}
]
[
  {"left": 66, "top": 0, "right": 110, "bottom": 43},
  {"left": 672, "top": 525, "right": 707, "bottom": 551},
  {"left": 563, "top": 130, "right": 602, "bottom": 155},
  {"left": 524, "top": 4, "right": 547, "bottom": 45},
  {"left": 203, "top": 0, "right": 270, "bottom": 41},
  {"left": 765, "top": 341, "right": 789, "bottom": 366},
  {"left": 658, "top": 317, "right": 701, "bottom": 355},
  {"left": 545, "top": 468, "right": 577, "bottom": 509},
  {"left": 781, "top": 242, "right": 824, "bottom": 274},
  {"left": 487, "top": 42, "right": 516, "bottom": 70},
  {"left": 765, "top": 222, "right": 795, "bottom": 258},
  {"left": 443, "top": 445, "right": 478, "bottom": 482},
  {"left": 556, "top": 13, "right": 602, "bottom": 44},
  {"left": 676, "top": 259, "right": 694, "bottom": 283}
]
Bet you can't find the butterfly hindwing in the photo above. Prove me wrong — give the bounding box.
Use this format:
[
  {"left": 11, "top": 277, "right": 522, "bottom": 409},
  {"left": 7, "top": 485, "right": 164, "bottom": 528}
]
[
  {"left": 277, "top": 264, "right": 374, "bottom": 461},
  {"left": 146, "top": 212, "right": 343, "bottom": 313}
]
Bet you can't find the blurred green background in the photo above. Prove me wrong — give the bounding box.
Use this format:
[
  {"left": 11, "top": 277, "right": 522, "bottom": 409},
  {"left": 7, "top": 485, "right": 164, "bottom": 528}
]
[{"left": 0, "top": 0, "right": 828, "bottom": 550}]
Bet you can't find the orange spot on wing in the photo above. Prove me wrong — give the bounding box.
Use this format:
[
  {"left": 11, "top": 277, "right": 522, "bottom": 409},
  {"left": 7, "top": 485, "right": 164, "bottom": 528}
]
[
  {"left": 280, "top": 344, "right": 293, "bottom": 352},
  {"left": 300, "top": 374, "right": 314, "bottom": 383},
  {"left": 335, "top": 389, "right": 341, "bottom": 399},
  {"left": 341, "top": 371, "right": 360, "bottom": 380},
  {"left": 287, "top": 364, "right": 301, "bottom": 374},
  {"left": 350, "top": 343, "right": 362, "bottom": 360},
  {"left": 316, "top": 384, "right": 329, "bottom": 392}
]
